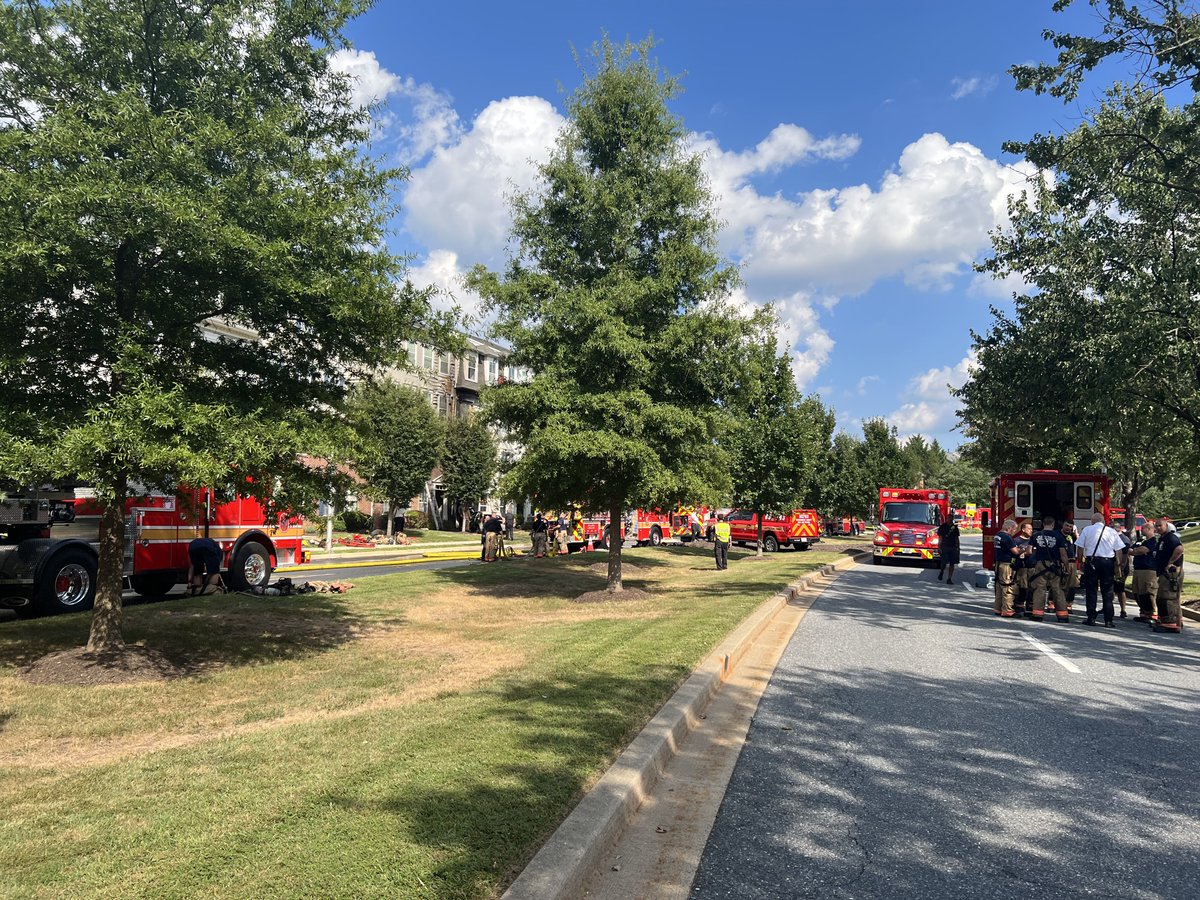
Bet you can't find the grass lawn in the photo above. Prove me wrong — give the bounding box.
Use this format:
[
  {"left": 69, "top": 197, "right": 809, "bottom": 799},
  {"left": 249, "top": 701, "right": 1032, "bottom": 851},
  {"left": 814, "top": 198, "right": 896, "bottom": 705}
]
[{"left": 0, "top": 542, "right": 862, "bottom": 899}]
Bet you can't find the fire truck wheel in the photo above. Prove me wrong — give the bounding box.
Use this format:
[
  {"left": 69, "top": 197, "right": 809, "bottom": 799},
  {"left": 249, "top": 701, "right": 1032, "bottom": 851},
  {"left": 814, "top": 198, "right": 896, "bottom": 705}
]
[
  {"left": 763, "top": 534, "right": 780, "bottom": 553},
  {"left": 650, "top": 527, "right": 662, "bottom": 546},
  {"left": 36, "top": 548, "right": 97, "bottom": 615},
  {"left": 229, "top": 541, "right": 272, "bottom": 592},
  {"left": 130, "top": 572, "right": 179, "bottom": 598}
]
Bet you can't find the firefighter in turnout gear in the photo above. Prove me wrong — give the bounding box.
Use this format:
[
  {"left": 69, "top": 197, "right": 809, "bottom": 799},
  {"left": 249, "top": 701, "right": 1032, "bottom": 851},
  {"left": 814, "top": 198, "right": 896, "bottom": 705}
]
[
  {"left": 1128, "top": 522, "right": 1159, "bottom": 623},
  {"left": 1153, "top": 517, "right": 1185, "bottom": 634},
  {"left": 1013, "top": 522, "right": 1036, "bottom": 616},
  {"left": 993, "top": 519, "right": 1021, "bottom": 617},
  {"left": 1031, "top": 515, "right": 1070, "bottom": 622}
]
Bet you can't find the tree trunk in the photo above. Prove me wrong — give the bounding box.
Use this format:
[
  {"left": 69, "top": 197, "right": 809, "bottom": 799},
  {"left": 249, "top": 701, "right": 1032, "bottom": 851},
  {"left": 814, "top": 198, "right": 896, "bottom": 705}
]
[
  {"left": 607, "top": 501, "right": 623, "bottom": 593},
  {"left": 1122, "top": 473, "right": 1142, "bottom": 529},
  {"left": 756, "top": 511, "right": 764, "bottom": 558},
  {"left": 385, "top": 500, "right": 394, "bottom": 539},
  {"left": 87, "top": 474, "right": 128, "bottom": 652},
  {"left": 461, "top": 500, "right": 469, "bottom": 532}
]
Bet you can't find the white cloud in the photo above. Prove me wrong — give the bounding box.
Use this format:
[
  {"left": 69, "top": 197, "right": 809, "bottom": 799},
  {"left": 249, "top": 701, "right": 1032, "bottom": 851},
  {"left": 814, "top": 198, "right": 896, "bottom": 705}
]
[
  {"left": 403, "top": 96, "right": 565, "bottom": 269},
  {"left": 856, "top": 375, "right": 880, "bottom": 395},
  {"left": 951, "top": 75, "right": 999, "bottom": 100},
  {"left": 329, "top": 48, "right": 401, "bottom": 109},
  {"left": 406, "top": 249, "right": 488, "bottom": 324},
  {"left": 775, "top": 293, "right": 835, "bottom": 391},
  {"left": 393, "top": 77, "right": 464, "bottom": 161},
  {"left": 714, "top": 133, "right": 1039, "bottom": 299},
  {"left": 886, "top": 350, "right": 978, "bottom": 439}
]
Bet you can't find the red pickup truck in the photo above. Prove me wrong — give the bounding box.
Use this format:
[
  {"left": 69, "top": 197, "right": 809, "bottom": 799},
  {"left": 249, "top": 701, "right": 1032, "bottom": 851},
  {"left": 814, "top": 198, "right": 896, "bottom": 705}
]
[{"left": 727, "top": 509, "right": 821, "bottom": 552}]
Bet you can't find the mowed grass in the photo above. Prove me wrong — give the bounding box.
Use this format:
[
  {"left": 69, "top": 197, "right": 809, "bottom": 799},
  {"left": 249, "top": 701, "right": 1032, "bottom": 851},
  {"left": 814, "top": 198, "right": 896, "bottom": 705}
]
[{"left": 0, "top": 543, "right": 859, "bottom": 899}]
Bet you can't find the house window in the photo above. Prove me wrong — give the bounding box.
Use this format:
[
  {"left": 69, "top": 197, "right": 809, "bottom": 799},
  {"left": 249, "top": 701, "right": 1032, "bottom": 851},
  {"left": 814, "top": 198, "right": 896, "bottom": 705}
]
[
  {"left": 428, "top": 390, "right": 436, "bottom": 409},
  {"left": 438, "top": 394, "right": 449, "bottom": 417},
  {"left": 439, "top": 353, "right": 450, "bottom": 375},
  {"left": 423, "top": 347, "right": 434, "bottom": 370},
  {"left": 406, "top": 343, "right": 417, "bottom": 366},
  {"left": 486, "top": 357, "right": 498, "bottom": 385},
  {"left": 466, "top": 353, "right": 478, "bottom": 381}
]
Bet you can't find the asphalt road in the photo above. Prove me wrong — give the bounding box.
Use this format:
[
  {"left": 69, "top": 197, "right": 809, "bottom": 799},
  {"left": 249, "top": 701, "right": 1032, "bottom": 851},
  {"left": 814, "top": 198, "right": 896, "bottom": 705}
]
[{"left": 691, "top": 536, "right": 1200, "bottom": 900}]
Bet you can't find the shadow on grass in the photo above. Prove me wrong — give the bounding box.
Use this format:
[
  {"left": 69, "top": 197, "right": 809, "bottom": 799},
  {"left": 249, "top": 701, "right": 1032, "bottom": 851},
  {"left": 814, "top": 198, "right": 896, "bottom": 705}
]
[
  {"left": 0, "top": 591, "right": 373, "bottom": 675},
  {"left": 322, "top": 664, "right": 693, "bottom": 896}
]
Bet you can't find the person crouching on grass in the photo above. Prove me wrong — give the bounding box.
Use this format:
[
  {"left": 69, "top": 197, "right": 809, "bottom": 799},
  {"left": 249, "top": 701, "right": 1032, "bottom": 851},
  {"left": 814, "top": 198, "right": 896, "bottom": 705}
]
[{"left": 187, "top": 536, "right": 224, "bottom": 596}]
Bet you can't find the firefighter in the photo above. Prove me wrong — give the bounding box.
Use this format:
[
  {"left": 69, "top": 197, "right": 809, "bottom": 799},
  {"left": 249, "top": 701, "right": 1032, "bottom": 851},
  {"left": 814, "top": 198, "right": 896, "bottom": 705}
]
[
  {"left": 1013, "top": 522, "right": 1035, "bottom": 616},
  {"left": 1078, "top": 512, "right": 1125, "bottom": 627},
  {"left": 1031, "top": 515, "right": 1070, "bottom": 622},
  {"left": 187, "top": 536, "right": 224, "bottom": 596},
  {"left": 530, "top": 512, "right": 549, "bottom": 558},
  {"left": 936, "top": 513, "right": 961, "bottom": 584},
  {"left": 1153, "top": 516, "right": 1185, "bottom": 634},
  {"left": 1111, "top": 525, "right": 1132, "bottom": 619},
  {"left": 1128, "top": 522, "right": 1159, "bottom": 623},
  {"left": 482, "top": 513, "right": 502, "bottom": 562},
  {"left": 993, "top": 518, "right": 1021, "bottom": 617},
  {"left": 713, "top": 514, "right": 731, "bottom": 570},
  {"left": 1061, "top": 521, "right": 1081, "bottom": 612}
]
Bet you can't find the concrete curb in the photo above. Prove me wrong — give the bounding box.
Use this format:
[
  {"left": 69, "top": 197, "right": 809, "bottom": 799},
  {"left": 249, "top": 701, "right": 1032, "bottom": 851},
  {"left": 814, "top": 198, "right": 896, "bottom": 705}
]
[
  {"left": 1182, "top": 606, "right": 1200, "bottom": 623},
  {"left": 501, "top": 551, "right": 871, "bottom": 900}
]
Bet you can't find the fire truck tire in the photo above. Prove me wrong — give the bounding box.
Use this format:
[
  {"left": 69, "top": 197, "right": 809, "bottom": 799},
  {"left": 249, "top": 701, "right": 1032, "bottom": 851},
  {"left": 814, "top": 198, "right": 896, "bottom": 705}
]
[
  {"left": 229, "top": 541, "right": 272, "bottom": 592},
  {"left": 873, "top": 555, "right": 884, "bottom": 565},
  {"left": 130, "top": 572, "right": 179, "bottom": 597},
  {"left": 36, "top": 548, "right": 97, "bottom": 615},
  {"left": 763, "top": 534, "right": 780, "bottom": 553},
  {"left": 650, "top": 527, "right": 662, "bottom": 546}
]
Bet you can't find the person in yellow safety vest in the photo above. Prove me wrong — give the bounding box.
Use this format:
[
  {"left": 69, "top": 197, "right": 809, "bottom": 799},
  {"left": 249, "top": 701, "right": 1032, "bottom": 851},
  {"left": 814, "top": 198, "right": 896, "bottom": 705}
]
[{"left": 713, "top": 514, "right": 731, "bottom": 570}]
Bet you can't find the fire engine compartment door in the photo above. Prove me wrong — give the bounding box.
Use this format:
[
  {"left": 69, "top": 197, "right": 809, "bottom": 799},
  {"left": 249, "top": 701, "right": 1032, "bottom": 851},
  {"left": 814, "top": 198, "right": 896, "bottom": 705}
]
[
  {"left": 1073, "top": 481, "right": 1096, "bottom": 529},
  {"left": 1013, "top": 481, "right": 1034, "bottom": 521}
]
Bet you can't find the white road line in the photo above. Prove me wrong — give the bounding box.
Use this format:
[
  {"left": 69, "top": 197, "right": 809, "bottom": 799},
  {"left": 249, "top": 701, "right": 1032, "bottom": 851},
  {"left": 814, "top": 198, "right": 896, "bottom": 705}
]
[
  {"left": 961, "top": 582, "right": 975, "bottom": 592},
  {"left": 1021, "top": 632, "right": 1082, "bottom": 674}
]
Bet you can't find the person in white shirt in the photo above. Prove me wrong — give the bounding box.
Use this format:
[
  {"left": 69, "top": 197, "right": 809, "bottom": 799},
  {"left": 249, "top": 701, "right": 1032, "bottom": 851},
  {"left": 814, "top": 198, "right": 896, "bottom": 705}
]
[{"left": 1077, "top": 513, "right": 1126, "bottom": 627}]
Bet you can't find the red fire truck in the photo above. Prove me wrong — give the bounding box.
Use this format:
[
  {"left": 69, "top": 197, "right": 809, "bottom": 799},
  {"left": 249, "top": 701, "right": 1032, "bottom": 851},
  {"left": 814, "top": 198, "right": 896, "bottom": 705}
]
[
  {"left": 0, "top": 484, "right": 307, "bottom": 617},
  {"left": 980, "top": 470, "right": 1112, "bottom": 569},
  {"left": 727, "top": 509, "right": 822, "bottom": 552},
  {"left": 873, "top": 488, "right": 952, "bottom": 566},
  {"left": 575, "top": 508, "right": 677, "bottom": 549}
]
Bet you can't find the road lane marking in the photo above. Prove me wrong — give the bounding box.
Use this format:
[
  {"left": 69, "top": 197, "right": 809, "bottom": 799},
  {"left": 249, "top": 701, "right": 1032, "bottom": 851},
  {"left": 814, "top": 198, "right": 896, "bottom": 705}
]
[
  {"left": 961, "top": 582, "right": 974, "bottom": 592},
  {"left": 1021, "top": 633, "right": 1081, "bottom": 674}
]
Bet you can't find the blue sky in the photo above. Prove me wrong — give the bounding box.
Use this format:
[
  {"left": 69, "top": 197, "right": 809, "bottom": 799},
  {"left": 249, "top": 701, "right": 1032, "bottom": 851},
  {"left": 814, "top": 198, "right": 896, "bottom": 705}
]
[{"left": 333, "top": 0, "right": 1106, "bottom": 449}]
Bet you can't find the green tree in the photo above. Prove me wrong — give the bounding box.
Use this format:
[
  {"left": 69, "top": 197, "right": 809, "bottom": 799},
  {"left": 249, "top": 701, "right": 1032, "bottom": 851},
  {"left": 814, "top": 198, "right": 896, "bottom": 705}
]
[
  {"left": 903, "top": 435, "right": 950, "bottom": 488},
  {"left": 725, "top": 330, "right": 834, "bottom": 555},
  {"left": 817, "top": 432, "right": 870, "bottom": 519},
  {"left": 938, "top": 457, "right": 992, "bottom": 508},
  {"left": 962, "top": 90, "right": 1195, "bottom": 518},
  {"left": 439, "top": 415, "right": 498, "bottom": 531},
  {"left": 345, "top": 381, "right": 445, "bottom": 538},
  {"left": 0, "top": 1, "right": 442, "bottom": 650},
  {"left": 858, "top": 419, "right": 914, "bottom": 498},
  {"left": 466, "top": 37, "right": 748, "bottom": 591}
]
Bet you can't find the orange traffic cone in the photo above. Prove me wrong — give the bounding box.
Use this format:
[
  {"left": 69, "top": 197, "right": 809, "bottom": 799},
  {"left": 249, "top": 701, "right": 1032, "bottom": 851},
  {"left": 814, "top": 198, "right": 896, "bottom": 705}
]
[{"left": 586, "top": 536, "right": 594, "bottom": 552}]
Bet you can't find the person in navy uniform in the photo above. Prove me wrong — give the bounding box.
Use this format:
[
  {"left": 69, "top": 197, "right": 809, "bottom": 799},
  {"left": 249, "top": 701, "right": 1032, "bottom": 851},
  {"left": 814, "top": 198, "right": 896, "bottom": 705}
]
[
  {"left": 1031, "top": 515, "right": 1070, "bottom": 622},
  {"left": 1013, "top": 522, "right": 1035, "bottom": 617},
  {"left": 993, "top": 519, "right": 1021, "bottom": 617},
  {"left": 937, "top": 513, "right": 961, "bottom": 584},
  {"left": 1152, "top": 517, "right": 1185, "bottom": 633},
  {"left": 1128, "top": 522, "right": 1160, "bottom": 623}
]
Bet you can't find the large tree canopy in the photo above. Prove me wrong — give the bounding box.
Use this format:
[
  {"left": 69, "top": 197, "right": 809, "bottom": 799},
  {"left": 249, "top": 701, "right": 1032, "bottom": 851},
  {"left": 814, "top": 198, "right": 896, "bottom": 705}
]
[
  {"left": 0, "top": 0, "right": 443, "bottom": 649},
  {"left": 467, "top": 37, "right": 754, "bottom": 591}
]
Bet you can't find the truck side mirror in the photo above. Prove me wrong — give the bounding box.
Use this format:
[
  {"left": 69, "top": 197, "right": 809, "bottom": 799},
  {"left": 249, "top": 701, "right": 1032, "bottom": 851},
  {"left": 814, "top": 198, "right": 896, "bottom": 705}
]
[{"left": 981, "top": 510, "right": 990, "bottom": 529}]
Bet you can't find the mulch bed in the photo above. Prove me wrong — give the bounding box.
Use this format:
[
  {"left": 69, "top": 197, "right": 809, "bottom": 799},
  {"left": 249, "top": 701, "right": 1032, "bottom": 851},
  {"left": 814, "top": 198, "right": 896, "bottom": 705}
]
[
  {"left": 22, "top": 646, "right": 187, "bottom": 686},
  {"left": 588, "top": 563, "right": 647, "bottom": 575},
  {"left": 573, "top": 587, "right": 654, "bottom": 604}
]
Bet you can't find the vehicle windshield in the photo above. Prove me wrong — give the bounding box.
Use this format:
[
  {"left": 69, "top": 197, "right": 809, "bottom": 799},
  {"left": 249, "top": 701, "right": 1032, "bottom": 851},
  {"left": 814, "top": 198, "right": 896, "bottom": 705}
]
[{"left": 881, "top": 502, "right": 940, "bottom": 526}]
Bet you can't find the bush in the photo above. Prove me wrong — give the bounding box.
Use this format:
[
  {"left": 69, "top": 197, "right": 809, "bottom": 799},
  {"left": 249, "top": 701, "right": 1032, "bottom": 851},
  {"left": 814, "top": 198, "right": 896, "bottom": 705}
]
[
  {"left": 341, "top": 509, "right": 371, "bottom": 533},
  {"left": 405, "top": 509, "right": 425, "bottom": 530}
]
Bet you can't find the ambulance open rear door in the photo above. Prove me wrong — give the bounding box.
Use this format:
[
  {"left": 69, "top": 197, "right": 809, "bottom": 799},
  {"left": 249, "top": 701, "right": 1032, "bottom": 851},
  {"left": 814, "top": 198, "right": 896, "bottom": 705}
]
[{"left": 1073, "top": 481, "right": 1096, "bottom": 531}]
